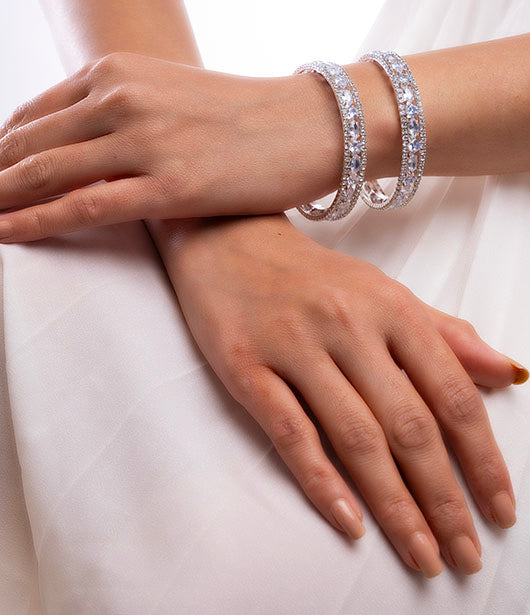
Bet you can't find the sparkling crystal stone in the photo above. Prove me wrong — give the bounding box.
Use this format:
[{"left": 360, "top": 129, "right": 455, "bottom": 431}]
[
  {"left": 343, "top": 106, "right": 356, "bottom": 120},
  {"left": 370, "top": 191, "right": 385, "bottom": 204},
  {"left": 407, "top": 154, "right": 418, "bottom": 172},
  {"left": 408, "top": 139, "right": 421, "bottom": 153},
  {"left": 405, "top": 102, "right": 419, "bottom": 117},
  {"left": 403, "top": 173, "right": 415, "bottom": 186},
  {"left": 340, "top": 89, "right": 353, "bottom": 105},
  {"left": 401, "top": 86, "right": 414, "bottom": 103},
  {"left": 335, "top": 75, "right": 348, "bottom": 89},
  {"left": 352, "top": 155, "right": 361, "bottom": 172},
  {"left": 407, "top": 117, "right": 419, "bottom": 138},
  {"left": 348, "top": 140, "right": 363, "bottom": 155}
]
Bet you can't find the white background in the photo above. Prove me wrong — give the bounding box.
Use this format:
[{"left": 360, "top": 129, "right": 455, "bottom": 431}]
[{"left": 0, "top": 0, "right": 385, "bottom": 121}]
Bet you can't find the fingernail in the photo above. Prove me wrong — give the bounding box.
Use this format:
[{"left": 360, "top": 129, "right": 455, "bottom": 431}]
[
  {"left": 0, "top": 220, "right": 12, "bottom": 240},
  {"left": 330, "top": 498, "right": 365, "bottom": 539},
  {"left": 448, "top": 536, "right": 482, "bottom": 574},
  {"left": 407, "top": 532, "right": 443, "bottom": 578},
  {"left": 490, "top": 490, "right": 516, "bottom": 528},
  {"left": 510, "top": 360, "right": 529, "bottom": 385}
]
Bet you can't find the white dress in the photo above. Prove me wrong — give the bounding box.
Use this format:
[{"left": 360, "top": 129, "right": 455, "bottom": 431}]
[{"left": 1, "top": 1, "right": 529, "bottom": 613}]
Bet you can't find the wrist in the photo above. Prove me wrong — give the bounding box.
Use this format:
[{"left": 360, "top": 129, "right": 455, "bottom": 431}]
[
  {"left": 343, "top": 61, "right": 402, "bottom": 181},
  {"left": 274, "top": 61, "right": 402, "bottom": 199}
]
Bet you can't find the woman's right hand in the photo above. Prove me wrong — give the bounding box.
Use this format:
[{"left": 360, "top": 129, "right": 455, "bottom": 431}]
[{"left": 154, "top": 212, "right": 526, "bottom": 578}]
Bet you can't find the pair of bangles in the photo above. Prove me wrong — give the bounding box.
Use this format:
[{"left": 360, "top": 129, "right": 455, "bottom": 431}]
[{"left": 294, "top": 51, "right": 426, "bottom": 221}]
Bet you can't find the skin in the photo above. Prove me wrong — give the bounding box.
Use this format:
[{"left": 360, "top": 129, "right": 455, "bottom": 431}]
[
  {"left": 33, "top": 0, "right": 528, "bottom": 578},
  {"left": 0, "top": 29, "right": 527, "bottom": 240}
]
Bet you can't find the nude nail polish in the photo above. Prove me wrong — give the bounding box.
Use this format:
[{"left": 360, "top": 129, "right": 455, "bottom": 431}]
[
  {"left": 330, "top": 499, "right": 365, "bottom": 539},
  {"left": 449, "top": 536, "right": 482, "bottom": 574},
  {"left": 407, "top": 532, "right": 443, "bottom": 578},
  {"left": 490, "top": 490, "right": 516, "bottom": 528}
]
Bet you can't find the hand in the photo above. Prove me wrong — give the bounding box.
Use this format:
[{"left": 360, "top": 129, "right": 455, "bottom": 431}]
[
  {"left": 159, "top": 213, "right": 526, "bottom": 578},
  {"left": 0, "top": 52, "right": 340, "bottom": 242}
]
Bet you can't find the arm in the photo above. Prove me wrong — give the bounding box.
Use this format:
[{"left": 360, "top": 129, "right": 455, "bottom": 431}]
[
  {"left": 36, "top": 0, "right": 526, "bottom": 579},
  {"left": 0, "top": 18, "right": 528, "bottom": 240}
]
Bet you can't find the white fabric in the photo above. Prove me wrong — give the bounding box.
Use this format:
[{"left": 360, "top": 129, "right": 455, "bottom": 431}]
[{"left": 1, "top": 1, "right": 529, "bottom": 613}]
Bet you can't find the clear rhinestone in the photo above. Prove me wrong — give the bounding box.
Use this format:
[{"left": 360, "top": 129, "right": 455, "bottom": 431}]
[
  {"left": 340, "top": 89, "right": 353, "bottom": 106},
  {"left": 405, "top": 102, "right": 419, "bottom": 117},
  {"left": 347, "top": 139, "right": 363, "bottom": 155},
  {"left": 401, "top": 86, "right": 414, "bottom": 103},
  {"left": 343, "top": 106, "right": 356, "bottom": 121},
  {"left": 370, "top": 191, "right": 385, "bottom": 204},
  {"left": 312, "top": 200, "right": 330, "bottom": 211},
  {"left": 407, "top": 118, "right": 419, "bottom": 138},
  {"left": 407, "top": 154, "right": 418, "bottom": 172},
  {"left": 408, "top": 139, "right": 421, "bottom": 153}
]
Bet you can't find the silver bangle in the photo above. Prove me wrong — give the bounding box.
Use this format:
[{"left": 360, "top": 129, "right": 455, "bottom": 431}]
[
  {"left": 358, "top": 51, "right": 427, "bottom": 210},
  {"left": 293, "top": 61, "right": 367, "bottom": 221}
]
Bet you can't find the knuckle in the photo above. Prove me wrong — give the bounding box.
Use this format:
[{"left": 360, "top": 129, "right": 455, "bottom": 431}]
[
  {"left": 0, "top": 129, "right": 26, "bottom": 167},
  {"left": 317, "top": 286, "right": 353, "bottom": 329},
  {"left": 381, "top": 282, "right": 422, "bottom": 322},
  {"left": 28, "top": 207, "right": 48, "bottom": 237},
  {"left": 19, "top": 154, "right": 51, "bottom": 191},
  {"left": 337, "top": 418, "right": 382, "bottom": 456},
  {"left": 96, "top": 86, "right": 135, "bottom": 115},
  {"left": 7, "top": 100, "right": 33, "bottom": 131},
  {"left": 457, "top": 317, "right": 477, "bottom": 336},
  {"left": 221, "top": 341, "right": 260, "bottom": 394},
  {"left": 389, "top": 403, "right": 438, "bottom": 450},
  {"left": 69, "top": 191, "right": 102, "bottom": 226},
  {"left": 89, "top": 51, "right": 128, "bottom": 79},
  {"left": 380, "top": 495, "right": 414, "bottom": 525},
  {"left": 270, "top": 413, "right": 313, "bottom": 453},
  {"left": 442, "top": 376, "right": 482, "bottom": 425},
  {"left": 427, "top": 496, "right": 466, "bottom": 527},
  {"left": 300, "top": 462, "right": 336, "bottom": 493}
]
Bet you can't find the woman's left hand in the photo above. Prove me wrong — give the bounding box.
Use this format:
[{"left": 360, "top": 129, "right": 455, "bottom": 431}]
[{"left": 0, "top": 51, "right": 340, "bottom": 242}]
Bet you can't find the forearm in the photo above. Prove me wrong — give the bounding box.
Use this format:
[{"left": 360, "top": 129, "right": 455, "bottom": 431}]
[{"left": 305, "top": 34, "right": 530, "bottom": 188}]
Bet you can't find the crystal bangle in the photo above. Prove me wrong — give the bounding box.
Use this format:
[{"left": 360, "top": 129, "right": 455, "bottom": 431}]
[
  {"left": 293, "top": 61, "right": 367, "bottom": 221},
  {"left": 358, "top": 51, "right": 427, "bottom": 210}
]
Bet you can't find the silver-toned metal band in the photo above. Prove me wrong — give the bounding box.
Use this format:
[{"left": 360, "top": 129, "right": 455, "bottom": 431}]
[
  {"left": 293, "top": 61, "right": 368, "bottom": 221},
  {"left": 358, "top": 50, "right": 427, "bottom": 210}
]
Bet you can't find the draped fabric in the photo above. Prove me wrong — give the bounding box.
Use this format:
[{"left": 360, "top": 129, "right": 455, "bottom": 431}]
[{"left": 1, "top": 1, "right": 529, "bottom": 613}]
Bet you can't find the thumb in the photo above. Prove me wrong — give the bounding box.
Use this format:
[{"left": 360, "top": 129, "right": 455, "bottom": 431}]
[{"left": 421, "top": 303, "right": 528, "bottom": 389}]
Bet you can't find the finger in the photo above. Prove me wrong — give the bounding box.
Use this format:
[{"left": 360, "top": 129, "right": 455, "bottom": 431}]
[
  {"left": 422, "top": 304, "right": 529, "bottom": 388},
  {"left": 0, "top": 176, "right": 149, "bottom": 242},
  {"left": 279, "top": 351, "right": 444, "bottom": 578},
  {"left": 0, "top": 71, "right": 90, "bottom": 139},
  {"left": 0, "top": 135, "right": 135, "bottom": 211},
  {"left": 329, "top": 334, "right": 482, "bottom": 575},
  {"left": 388, "top": 314, "right": 517, "bottom": 532},
  {"left": 0, "top": 99, "right": 112, "bottom": 172},
  {"left": 228, "top": 367, "right": 366, "bottom": 540}
]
